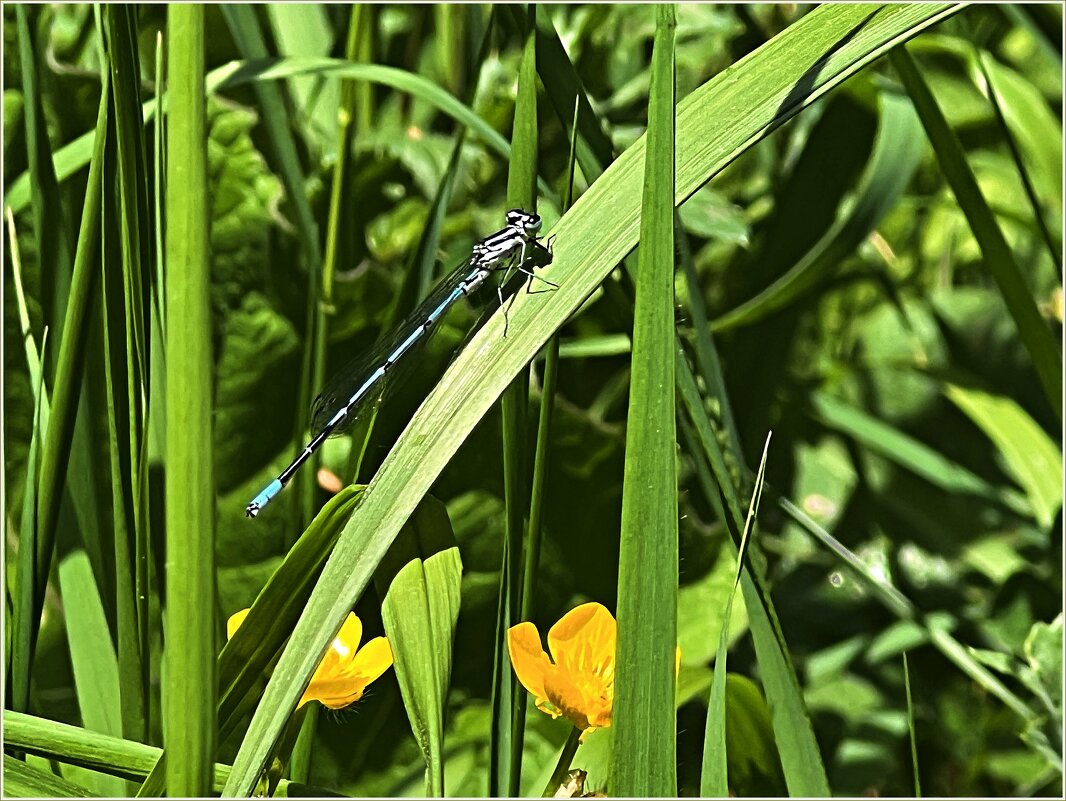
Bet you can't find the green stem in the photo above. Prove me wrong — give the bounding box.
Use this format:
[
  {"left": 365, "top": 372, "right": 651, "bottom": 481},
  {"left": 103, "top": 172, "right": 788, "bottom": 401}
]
[{"left": 542, "top": 727, "right": 582, "bottom": 797}]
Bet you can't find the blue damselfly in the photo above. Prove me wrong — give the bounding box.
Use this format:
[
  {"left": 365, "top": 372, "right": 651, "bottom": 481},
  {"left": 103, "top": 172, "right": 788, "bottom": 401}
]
[{"left": 245, "top": 209, "right": 554, "bottom": 518}]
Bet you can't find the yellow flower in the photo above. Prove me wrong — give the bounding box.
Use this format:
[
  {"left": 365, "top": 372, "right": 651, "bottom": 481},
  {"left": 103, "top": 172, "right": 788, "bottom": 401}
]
[
  {"left": 227, "top": 609, "right": 393, "bottom": 710},
  {"left": 508, "top": 602, "right": 618, "bottom": 734}
]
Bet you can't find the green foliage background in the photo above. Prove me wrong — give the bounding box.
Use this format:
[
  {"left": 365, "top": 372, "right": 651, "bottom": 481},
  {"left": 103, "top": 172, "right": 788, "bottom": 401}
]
[{"left": 3, "top": 3, "right": 1062, "bottom": 798}]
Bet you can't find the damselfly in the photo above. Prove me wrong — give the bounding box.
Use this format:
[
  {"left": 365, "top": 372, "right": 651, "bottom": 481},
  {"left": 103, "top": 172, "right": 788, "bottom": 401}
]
[{"left": 245, "top": 209, "right": 555, "bottom": 518}]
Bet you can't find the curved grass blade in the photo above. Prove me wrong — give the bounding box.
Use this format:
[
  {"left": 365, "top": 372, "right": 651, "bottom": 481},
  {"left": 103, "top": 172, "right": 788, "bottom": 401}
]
[
  {"left": 6, "top": 58, "right": 550, "bottom": 216},
  {"left": 713, "top": 87, "right": 924, "bottom": 332},
  {"left": 221, "top": 7, "right": 963, "bottom": 794}
]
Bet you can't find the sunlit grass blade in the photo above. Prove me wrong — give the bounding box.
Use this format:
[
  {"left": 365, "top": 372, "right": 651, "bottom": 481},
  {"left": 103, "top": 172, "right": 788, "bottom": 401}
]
[
  {"left": 10, "top": 93, "right": 126, "bottom": 796},
  {"left": 612, "top": 8, "right": 678, "bottom": 796},
  {"left": 677, "top": 357, "right": 830, "bottom": 796},
  {"left": 164, "top": 6, "right": 215, "bottom": 795},
  {"left": 520, "top": 93, "right": 580, "bottom": 647},
  {"left": 809, "top": 391, "right": 1030, "bottom": 516},
  {"left": 943, "top": 384, "right": 1062, "bottom": 529},
  {"left": 889, "top": 44, "right": 1062, "bottom": 421},
  {"left": 702, "top": 433, "right": 772, "bottom": 797},
  {"left": 12, "top": 325, "right": 46, "bottom": 717},
  {"left": 972, "top": 49, "right": 1062, "bottom": 269},
  {"left": 222, "top": 8, "right": 962, "bottom": 794},
  {"left": 30, "top": 63, "right": 109, "bottom": 698},
  {"left": 528, "top": 7, "right": 615, "bottom": 179},
  {"left": 904, "top": 652, "right": 922, "bottom": 796},
  {"left": 102, "top": 3, "right": 153, "bottom": 747},
  {"left": 4, "top": 710, "right": 310, "bottom": 796}
]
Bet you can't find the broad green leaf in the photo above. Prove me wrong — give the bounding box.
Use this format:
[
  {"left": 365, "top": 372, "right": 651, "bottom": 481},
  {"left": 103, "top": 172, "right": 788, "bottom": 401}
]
[
  {"left": 944, "top": 384, "right": 1063, "bottom": 529},
  {"left": 380, "top": 500, "right": 463, "bottom": 797}
]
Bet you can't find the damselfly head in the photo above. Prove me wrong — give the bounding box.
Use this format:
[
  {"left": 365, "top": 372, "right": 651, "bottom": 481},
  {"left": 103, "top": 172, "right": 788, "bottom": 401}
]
[{"left": 506, "top": 209, "right": 542, "bottom": 236}]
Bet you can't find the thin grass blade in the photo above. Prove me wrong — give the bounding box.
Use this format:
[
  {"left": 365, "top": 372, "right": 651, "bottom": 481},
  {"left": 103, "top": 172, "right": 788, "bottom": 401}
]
[{"left": 889, "top": 44, "right": 1062, "bottom": 420}]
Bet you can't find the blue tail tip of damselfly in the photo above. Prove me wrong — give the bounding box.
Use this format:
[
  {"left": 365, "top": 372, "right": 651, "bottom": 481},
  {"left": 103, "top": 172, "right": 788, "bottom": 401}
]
[{"left": 246, "top": 479, "right": 283, "bottom": 519}]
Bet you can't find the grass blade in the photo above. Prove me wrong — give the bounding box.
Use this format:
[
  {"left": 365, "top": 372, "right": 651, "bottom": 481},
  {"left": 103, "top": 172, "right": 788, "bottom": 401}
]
[
  {"left": 889, "top": 44, "right": 1062, "bottom": 421},
  {"left": 14, "top": 5, "right": 74, "bottom": 351},
  {"left": 943, "top": 383, "right": 1062, "bottom": 529},
  {"left": 4, "top": 753, "right": 99, "bottom": 798},
  {"left": 164, "top": 6, "right": 215, "bottom": 795},
  {"left": 222, "top": 4, "right": 324, "bottom": 533},
  {"left": 6, "top": 57, "right": 550, "bottom": 216},
  {"left": 497, "top": 7, "right": 540, "bottom": 795},
  {"left": 612, "top": 5, "right": 678, "bottom": 796},
  {"left": 702, "top": 434, "right": 772, "bottom": 797},
  {"left": 904, "top": 652, "right": 922, "bottom": 796},
  {"left": 29, "top": 58, "right": 108, "bottom": 691}
]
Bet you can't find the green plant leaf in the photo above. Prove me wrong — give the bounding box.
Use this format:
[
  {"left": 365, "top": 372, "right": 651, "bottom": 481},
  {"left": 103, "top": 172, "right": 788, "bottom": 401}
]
[
  {"left": 163, "top": 7, "right": 215, "bottom": 795},
  {"left": 380, "top": 500, "right": 463, "bottom": 797},
  {"left": 944, "top": 384, "right": 1063, "bottom": 530},
  {"left": 4, "top": 754, "right": 99, "bottom": 798},
  {"left": 612, "top": 5, "right": 678, "bottom": 797}
]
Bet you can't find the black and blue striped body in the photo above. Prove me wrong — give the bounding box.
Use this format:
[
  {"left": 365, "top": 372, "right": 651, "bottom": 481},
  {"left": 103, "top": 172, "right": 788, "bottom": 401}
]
[{"left": 245, "top": 210, "right": 547, "bottom": 518}]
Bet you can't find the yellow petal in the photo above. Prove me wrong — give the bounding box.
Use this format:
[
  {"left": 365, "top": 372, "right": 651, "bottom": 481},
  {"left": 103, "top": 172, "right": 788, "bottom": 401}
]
[
  {"left": 226, "top": 608, "right": 251, "bottom": 640},
  {"left": 543, "top": 667, "right": 593, "bottom": 731},
  {"left": 350, "top": 636, "right": 393, "bottom": 684},
  {"left": 334, "top": 613, "right": 364, "bottom": 655},
  {"left": 299, "top": 673, "right": 369, "bottom": 710},
  {"left": 547, "top": 602, "right": 616, "bottom": 679},
  {"left": 508, "top": 622, "right": 552, "bottom": 701}
]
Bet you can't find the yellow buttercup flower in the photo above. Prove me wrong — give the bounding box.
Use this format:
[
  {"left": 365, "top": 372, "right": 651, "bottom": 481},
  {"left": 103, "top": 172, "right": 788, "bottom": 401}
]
[
  {"left": 508, "top": 602, "right": 618, "bottom": 734},
  {"left": 227, "top": 609, "right": 393, "bottom": 710}
]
